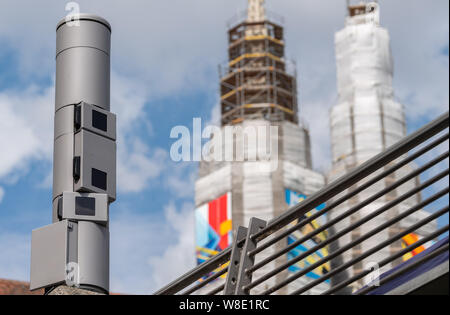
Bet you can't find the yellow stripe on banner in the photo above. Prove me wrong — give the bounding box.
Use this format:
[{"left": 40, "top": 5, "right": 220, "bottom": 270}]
[
  {"left": 216, "top": 261, "right": 230, "bottom": 279},
  {"left": 320, "top": 247, "right": 329, "bottom": 258},
  {"left": 308, "top": 252, "right": 330, "bottom": 276},
  {"left": 197, "top": 262, "right": 230, "bottom": 283},
  {"left": 403, "top": 252, "right": 414, "bottom": 261},
  {"left": 310, "top": 218, "right": 320, "bottom": 230},
  {"left": 215, "top": 261, "right": 229, "bottom": 273},
  {"left": 307, "top": 251, "right": 326, "bottom": 267},
  {"left": 196, "top": 246, "right": 219, "bottom": 256},
  {"left": 197, "top": 254, "right": 211, "bottom": 261},
  {"left": 401, "top": 241, "right": 414, "bottom": 261},
  {"left": 401, "top": 233, "right": 426, "bottom": 260},
  {"left": 220, "top": 220, "right": 232, "bottom": 236}
]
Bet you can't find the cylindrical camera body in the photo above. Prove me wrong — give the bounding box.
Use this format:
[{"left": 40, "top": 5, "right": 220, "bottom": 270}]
[
  {"left": 53, "top": 15, "right": 114, "bottom": 203},
  {"left": 55, "top": 15, "right": 111, "bottom": 111}
]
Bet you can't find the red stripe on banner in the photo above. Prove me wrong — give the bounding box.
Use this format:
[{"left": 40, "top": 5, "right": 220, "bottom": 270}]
[
  {"left": 209, "top": 198, "right": 219, "bottom": 235},
  {"left": 218, "top": 194, "right": 228, "bottom": 249}
]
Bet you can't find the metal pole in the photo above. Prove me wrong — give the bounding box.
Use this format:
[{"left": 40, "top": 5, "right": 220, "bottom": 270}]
[{"left": 30, "top": 14, "right": 115, "bottom": 294}]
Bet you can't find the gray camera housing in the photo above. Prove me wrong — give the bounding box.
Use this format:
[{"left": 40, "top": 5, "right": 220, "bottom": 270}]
[
  {"left": 74, "top": 129, "right": 116, "bottom": 201},
  {"left": 75, "top": 102, "right": 116, "bottom": 141},
  {"left": 57, "top": 192, "right": 109, "bottom": 224}
]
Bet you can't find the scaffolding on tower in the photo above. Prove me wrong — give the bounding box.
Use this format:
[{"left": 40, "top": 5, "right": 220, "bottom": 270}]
[{"left": 219, "top": 3, "right": 299, "bottom": 126}]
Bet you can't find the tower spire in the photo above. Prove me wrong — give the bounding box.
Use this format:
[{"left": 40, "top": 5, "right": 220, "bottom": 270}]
[
  {"left": 346, "top": 0, "right": 380, "bottom": 25},
  {"left": 247, "top": 0, "right": 265, "bottom": 22}
]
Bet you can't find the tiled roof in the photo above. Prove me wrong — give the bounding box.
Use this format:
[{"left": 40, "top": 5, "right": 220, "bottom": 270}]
[
  {"left": 0, "top": 279, "right": 43, "bottom": 295},
  {"left": 0, "top": 279, "right": 123, "bottom": 295}
]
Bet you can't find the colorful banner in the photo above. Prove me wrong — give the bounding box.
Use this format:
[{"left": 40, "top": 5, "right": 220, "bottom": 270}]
[
  {"left": 285, "top": 189, "right": 330, "bottom": 281},
  {"left": 401, "top": 233, "right": 431, "bottom": 262},
  {"left": 196, "top": 193, "right": 233, "bottom": 265}
]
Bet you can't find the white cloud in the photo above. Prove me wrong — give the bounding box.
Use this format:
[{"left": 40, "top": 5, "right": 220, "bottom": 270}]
[
  {"left": 0, "top": 1, "right": 447, "bottom": 170},
  {"left": 0, "top": 70, "right": 168, "bottom": 194},
  {"left": 109, "top": 201, "right": 195, "bottom": 294},
  {"left": 38, "top": 169, "right": 53, "bottom": 189},
  {"left": 117, "top": 139, "right": 168, "bottom": 193},
  {"left": 0, "top": 85, "right": 54, "bottom": 181},
  {"left": 0, "top": 1, "right": 58, "bottom": 83},
  {"left": 381, "top": 1, "right": 449, "bottom": 127},
  {"left": 111, "top": 72, "right": 149, "bottom": 134},
  {"left": 147, "top": 201, "right": 196, "bottom": 292},
  {"left": 205, "top": 98, "right": 222, "bottom": 127},
  {"left": 110, "top": 71, "right": 171, "bottom": 193},
  {"left": 163, "top": 162, "right": 197, "bottom": 199}
]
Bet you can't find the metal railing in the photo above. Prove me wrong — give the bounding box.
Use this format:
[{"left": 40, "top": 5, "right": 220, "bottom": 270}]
[{"left": 155, "top": 112, "right": 449, "bottom": 295}]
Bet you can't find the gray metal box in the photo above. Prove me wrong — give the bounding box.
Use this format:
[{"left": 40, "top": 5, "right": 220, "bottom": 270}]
[
  {"left": 58, "top": 192, "right": 108, "bottom": 224},
  {"left": 30, "top": 220, "right": 76, "bottom": 291},
  {"left": 76, "top": 102, "right": 116, "bottom": 140},
  {"left": 30, "top": 220, "right": 109, "bottom": 292},
  {"left": 74, "top": 129, "right": 116, "bottom": 201}
]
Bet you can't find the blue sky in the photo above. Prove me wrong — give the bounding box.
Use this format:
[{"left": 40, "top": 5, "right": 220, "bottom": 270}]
[{"left": 0, "top": 0, "right": 448, "bottom": 294}]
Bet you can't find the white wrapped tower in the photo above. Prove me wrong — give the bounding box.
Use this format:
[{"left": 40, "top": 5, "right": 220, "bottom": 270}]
[{"left": 328, "top": 1, "right": 436, "bottom": 292}]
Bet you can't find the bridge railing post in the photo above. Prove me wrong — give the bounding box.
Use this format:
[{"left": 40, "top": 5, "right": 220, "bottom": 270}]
[{"left": 234, "top": 218, "right": 267, "bottom": 295}]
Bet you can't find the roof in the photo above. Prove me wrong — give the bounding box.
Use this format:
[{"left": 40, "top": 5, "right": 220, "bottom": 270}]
[
  {"left": 0, "top": 279, "right": 44, "bottom": 295},
  {"left": 0, "top": 279, "right": 124, "bottom": 295}
]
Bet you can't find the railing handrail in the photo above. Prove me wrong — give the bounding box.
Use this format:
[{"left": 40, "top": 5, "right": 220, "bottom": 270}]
[
  {"left": 253, "top": 111, "right": 449, "bottom": 241},
  {"left": 153, "top": 244, "right": 233, "bottom": 295},
  {"left": 154, "top": 111, "right": 449, "bottom": 295}
]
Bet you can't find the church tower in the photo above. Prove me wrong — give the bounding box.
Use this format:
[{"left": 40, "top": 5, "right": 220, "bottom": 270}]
[
  {"left": 195, "top": 0, "right": 329, "bottom": 294},
  {"left": 328, "top": 1, "right": 436, "bottom": 291}
]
